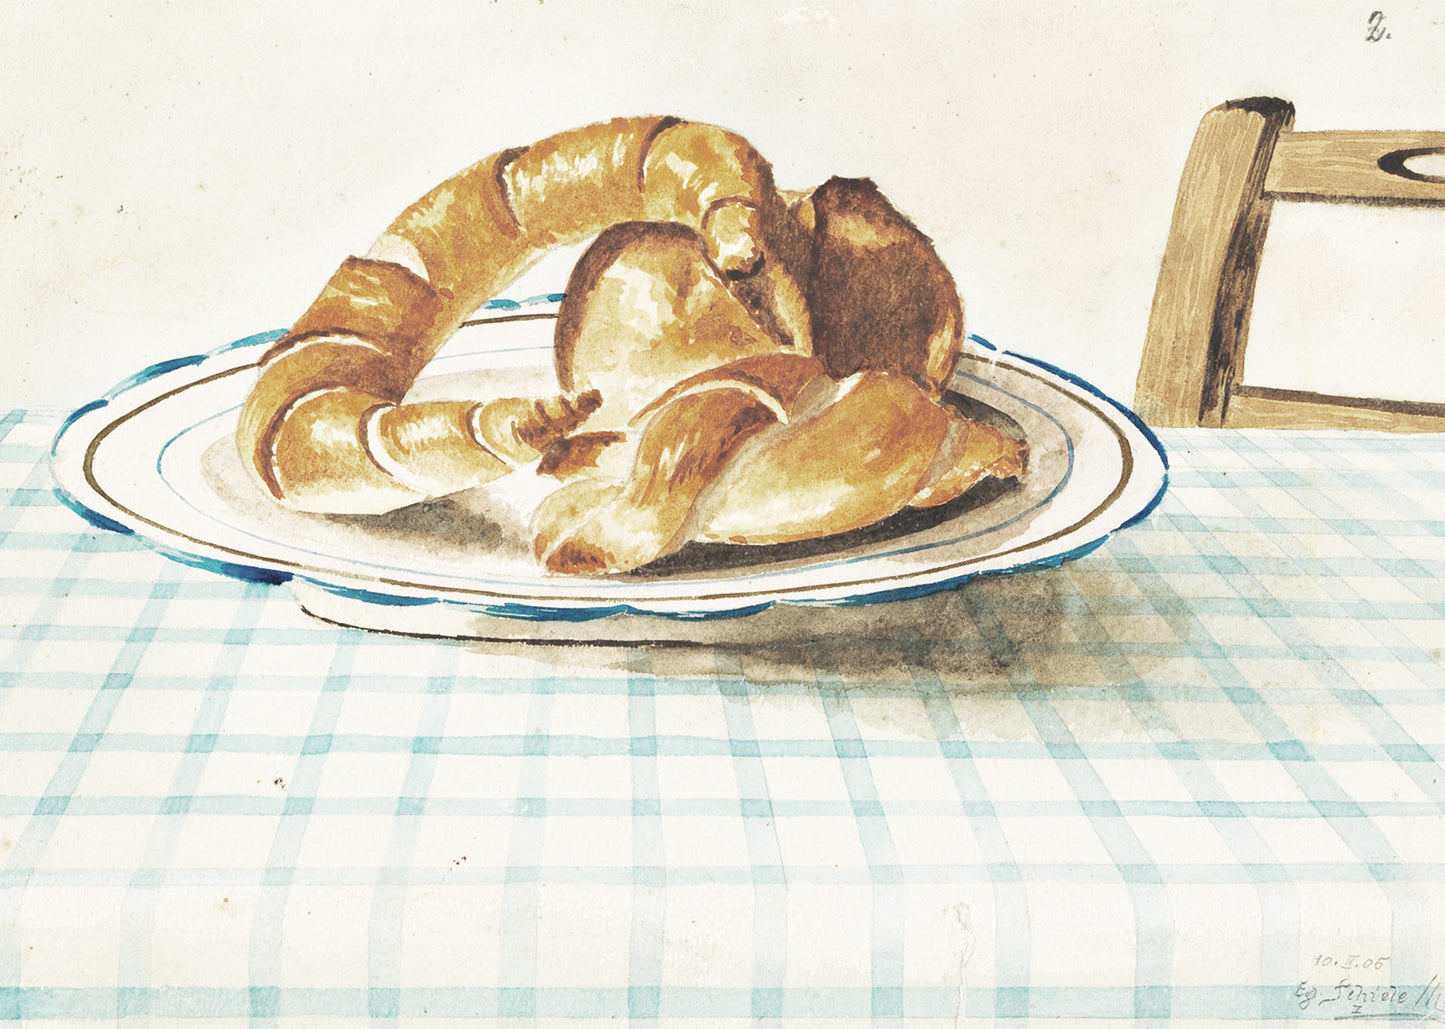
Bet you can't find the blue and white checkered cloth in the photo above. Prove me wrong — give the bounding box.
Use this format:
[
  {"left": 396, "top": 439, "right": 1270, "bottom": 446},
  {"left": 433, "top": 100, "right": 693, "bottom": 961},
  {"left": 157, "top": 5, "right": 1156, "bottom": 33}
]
[{"left": 4, "top": 408, "right": 1445, "bottom": 1025}]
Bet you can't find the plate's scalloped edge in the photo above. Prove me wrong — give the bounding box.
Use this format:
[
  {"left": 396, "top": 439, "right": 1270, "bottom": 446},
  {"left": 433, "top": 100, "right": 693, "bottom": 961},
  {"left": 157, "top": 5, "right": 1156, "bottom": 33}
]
[
  {"left": 49, "top": 331, "right": 291, "bottom": 559},
  {"left": 49, "top": 319, "right": 1169, "bottom": 624},
  {"left": 987, "top": 340, "right": 1171, "bottom": 533},
  {"left": 51, "top": 475, "right": 135, "bottom": 538},
  {"left": 292, "top": 527, "right": 1122, "bottom": 625}
]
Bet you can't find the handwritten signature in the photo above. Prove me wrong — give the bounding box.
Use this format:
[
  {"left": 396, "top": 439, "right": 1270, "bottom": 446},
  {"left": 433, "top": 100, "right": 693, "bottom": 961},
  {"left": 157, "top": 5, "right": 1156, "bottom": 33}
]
[{"left": 1297, "top": 973, "right": 1445, "bottom": 1022}]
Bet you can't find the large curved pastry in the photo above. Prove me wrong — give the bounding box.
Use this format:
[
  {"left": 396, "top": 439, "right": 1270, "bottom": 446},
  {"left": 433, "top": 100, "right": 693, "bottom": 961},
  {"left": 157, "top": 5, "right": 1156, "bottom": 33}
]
[{"left": 236, "top": 117, "right": 1026, "bottom": 574}]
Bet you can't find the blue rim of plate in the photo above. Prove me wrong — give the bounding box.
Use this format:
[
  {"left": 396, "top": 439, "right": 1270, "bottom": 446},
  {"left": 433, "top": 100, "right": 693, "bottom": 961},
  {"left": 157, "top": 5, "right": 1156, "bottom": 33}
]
[{"left": 50, "top": 299, "right": 1169, "bottom": 622}]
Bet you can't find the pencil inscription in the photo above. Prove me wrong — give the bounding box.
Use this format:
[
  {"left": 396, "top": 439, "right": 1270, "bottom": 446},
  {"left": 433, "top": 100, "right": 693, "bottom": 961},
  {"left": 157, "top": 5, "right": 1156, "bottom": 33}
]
[
  {"left": 1316, "top": 953, "right": 1391, "bottom": 972},
  {"left": 1294, "top": 971, "right": 1443, "bottom": 1021}
]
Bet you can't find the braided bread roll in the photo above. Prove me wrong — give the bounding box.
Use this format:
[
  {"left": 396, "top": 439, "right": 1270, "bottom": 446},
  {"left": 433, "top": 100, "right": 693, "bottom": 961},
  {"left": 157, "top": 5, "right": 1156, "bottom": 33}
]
[{"left": 533, "top": 352, "right": 1025, "bottom": 575}]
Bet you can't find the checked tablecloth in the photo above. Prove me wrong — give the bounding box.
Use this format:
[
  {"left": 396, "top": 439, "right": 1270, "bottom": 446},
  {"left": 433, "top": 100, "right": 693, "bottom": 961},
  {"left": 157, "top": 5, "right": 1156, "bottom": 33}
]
[{"left": 3, "top": 407, "right": 1445, "bottom": 1026}]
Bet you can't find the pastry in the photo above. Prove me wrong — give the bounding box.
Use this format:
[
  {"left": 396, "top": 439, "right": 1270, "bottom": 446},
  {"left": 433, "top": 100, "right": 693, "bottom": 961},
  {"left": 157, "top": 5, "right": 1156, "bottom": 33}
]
[{"left": 236, "top": 117, "right": 1025, "bottom": 573}]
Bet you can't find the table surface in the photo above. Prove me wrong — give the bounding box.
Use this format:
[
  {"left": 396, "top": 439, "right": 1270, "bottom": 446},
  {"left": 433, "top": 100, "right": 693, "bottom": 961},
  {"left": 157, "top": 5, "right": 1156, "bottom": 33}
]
[{"left": 3, "top": 407, "right": 1445, "bottom": 1027}]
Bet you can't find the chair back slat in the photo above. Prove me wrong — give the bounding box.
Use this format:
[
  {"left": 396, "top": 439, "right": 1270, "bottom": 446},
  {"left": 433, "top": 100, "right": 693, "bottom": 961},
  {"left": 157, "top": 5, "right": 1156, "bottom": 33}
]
[
  {"left": 1265, "top": 131, "right": 1445, "bottom": 205},
  {"left": 1224, "top": 385, "right": 1445, "bottom": 431}
]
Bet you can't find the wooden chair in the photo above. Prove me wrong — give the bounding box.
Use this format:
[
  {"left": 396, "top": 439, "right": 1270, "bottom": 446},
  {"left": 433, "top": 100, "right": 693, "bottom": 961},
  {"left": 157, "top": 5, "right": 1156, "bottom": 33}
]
[{"left": 1134, "top": 96, "right": 1445, "bottom": 431}]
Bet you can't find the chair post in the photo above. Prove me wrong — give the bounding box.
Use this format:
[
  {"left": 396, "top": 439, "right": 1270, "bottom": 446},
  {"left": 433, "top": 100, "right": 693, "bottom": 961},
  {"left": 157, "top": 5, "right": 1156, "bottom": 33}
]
[{"left": 1135, "top": 97, "right": 1295, "bottom": 427}]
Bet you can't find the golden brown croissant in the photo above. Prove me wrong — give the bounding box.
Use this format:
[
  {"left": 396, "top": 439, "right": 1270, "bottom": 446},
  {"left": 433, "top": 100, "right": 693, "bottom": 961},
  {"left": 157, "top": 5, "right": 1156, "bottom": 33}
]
[{"left": 236, "top": 116, "right": 1025, "bottom": 573}]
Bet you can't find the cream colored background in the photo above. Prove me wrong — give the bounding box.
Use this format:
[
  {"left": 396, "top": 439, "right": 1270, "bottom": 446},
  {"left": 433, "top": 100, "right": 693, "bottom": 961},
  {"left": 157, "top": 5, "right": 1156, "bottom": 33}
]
[{"left": 4, "top": 0, "right": 1443, "bottom": 411}]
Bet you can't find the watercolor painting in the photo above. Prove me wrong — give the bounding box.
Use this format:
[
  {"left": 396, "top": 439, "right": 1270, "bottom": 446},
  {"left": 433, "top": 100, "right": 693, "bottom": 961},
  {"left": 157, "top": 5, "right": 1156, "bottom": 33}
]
[
  {"left": 50, "top": 115, "right": 1168, "bottom": 641},
  {"left": 6, "top": 2, "right": 1445, "bottom": 1026}
]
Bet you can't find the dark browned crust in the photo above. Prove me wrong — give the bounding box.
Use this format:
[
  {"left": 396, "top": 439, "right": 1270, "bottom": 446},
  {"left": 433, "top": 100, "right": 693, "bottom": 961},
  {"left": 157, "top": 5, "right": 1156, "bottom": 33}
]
[
  {"left": 509, "top": 390, "right": 602, "bottom": 453},
  {"left": 492, "top": 146, "right": 530, "bottom": 230},
  {"left": 805, "top": 176, "right": 963, "bottom": 390},
  {"left": 536, "top": 430, "right": 629, "bottom": 478}
]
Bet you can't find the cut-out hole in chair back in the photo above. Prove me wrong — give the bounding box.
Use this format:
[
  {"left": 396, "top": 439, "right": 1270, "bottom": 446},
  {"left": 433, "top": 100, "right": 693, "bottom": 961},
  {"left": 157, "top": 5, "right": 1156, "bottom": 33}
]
[{"left": 1385, "top": 148, "right": 1445, "bottom": 184}]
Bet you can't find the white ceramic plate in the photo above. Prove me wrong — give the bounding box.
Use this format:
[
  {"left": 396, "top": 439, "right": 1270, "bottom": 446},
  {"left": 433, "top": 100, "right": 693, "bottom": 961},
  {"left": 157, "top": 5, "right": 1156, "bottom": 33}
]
[{"left": 50, "top": 299, "right": 1167, "bottom": 642}]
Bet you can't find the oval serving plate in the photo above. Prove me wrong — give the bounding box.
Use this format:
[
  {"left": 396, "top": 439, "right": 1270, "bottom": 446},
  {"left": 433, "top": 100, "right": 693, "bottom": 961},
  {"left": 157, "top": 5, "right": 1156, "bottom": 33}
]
[{"left": 50, "top": 298, "right": 1167, "bottom": 643}]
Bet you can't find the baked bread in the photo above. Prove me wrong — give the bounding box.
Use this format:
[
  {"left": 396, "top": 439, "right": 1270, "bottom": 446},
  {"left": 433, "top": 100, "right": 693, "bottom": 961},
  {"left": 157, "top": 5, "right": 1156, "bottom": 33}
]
[{"left": 236, "top": 117, "right": 1025, "bottom": 573}]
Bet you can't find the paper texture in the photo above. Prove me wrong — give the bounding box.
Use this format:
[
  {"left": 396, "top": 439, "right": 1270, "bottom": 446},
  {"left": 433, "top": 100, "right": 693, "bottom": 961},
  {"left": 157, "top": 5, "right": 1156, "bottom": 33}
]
[{"left": 5, "top": 0, "right": 1444, "bottom": 410}]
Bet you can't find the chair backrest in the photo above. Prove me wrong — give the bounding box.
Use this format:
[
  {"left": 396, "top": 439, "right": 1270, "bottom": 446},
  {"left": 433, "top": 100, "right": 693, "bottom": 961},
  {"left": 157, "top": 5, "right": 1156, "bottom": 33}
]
[{"left": 1134, "top": 97, "right": 1445, "bottom": 431}]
